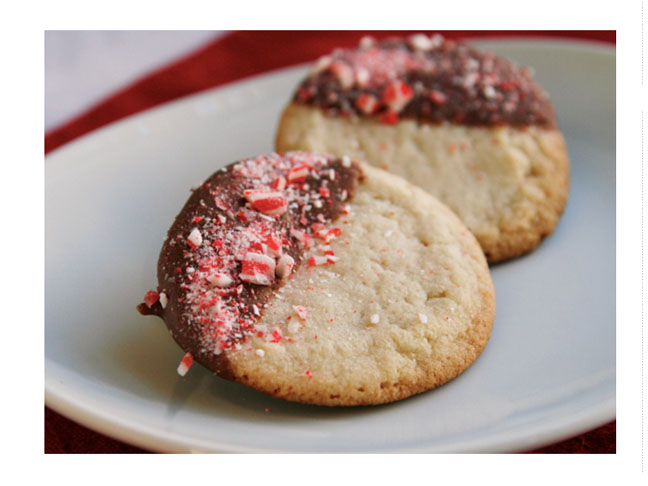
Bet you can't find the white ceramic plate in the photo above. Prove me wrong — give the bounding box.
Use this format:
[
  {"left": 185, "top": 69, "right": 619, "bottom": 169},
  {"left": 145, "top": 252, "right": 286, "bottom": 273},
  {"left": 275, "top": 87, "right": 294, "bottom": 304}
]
[{"left": 45, "top": 39, "right": 615, "bottom": 453}]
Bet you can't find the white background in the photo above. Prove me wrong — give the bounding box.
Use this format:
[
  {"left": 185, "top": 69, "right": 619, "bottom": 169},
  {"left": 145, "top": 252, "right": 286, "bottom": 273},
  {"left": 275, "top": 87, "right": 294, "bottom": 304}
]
[{"left": 0, "top": 0, "right": 639, "bottom": 482}]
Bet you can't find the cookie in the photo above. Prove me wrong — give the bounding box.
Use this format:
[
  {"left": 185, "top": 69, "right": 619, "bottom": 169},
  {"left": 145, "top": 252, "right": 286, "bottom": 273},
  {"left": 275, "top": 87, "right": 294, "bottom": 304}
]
[
  {"left": 138, "top": 152, "right": 495, "bottom": 406},
  {"left": 275, "top": 34, "right": 570, "bottom": 262}
]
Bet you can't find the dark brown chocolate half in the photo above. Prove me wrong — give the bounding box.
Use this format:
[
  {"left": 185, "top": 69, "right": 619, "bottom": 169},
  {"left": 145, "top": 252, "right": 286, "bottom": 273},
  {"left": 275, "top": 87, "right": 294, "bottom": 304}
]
[
  {"left": 293, "top": 34, "right": 556, "bottom": 128},
  {"left": 138, "top": 152, "right": 363, "bottom": 377}
]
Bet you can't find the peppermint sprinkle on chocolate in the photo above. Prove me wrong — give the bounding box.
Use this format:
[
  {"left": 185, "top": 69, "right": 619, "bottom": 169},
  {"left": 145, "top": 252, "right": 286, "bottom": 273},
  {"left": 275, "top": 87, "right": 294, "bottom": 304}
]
[
  {"left": 139, "top": 152, "right": 363, "bottom": 375},
  {"left": 294, "top": 34, "right": 555, "bottom": 127}
]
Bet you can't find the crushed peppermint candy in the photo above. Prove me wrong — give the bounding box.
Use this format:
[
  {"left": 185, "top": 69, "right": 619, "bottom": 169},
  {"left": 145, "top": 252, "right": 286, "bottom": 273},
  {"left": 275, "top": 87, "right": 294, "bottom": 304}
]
[
  {"left": 240, "top": 252, "right": 276, "bottom": 285},
  {"left": 381, "top": 80, "right": 414, "bottom": 113},
  {"left": 370, "top": 314, "right": 380, "bottom": 324},
  {"left": 142, "top": 152, "right": 362, "bottom": 363},
  {"left": 293, "top": 305, "right": 308, "bottom": 321},
  {"left": 356, "top": 93, "right": 380, "bottom": 114},
  {"left": 287, "top": 164, "right": 309, "bottom": 183},
  {"left": 276, "top": 254, "right": 295, "bottom": 279},
  {"left": 244, "top": 190, "right": 288, "bottom": 216},
  {"left": 294, "top": 34, "right": 555, "bottom": 127},
  {"left": 143, "top": 289, "right": 159, "bottom": 308},
  {"left": 187, "top": 228, "right": 203, "bottom": 248},
  {"left": 177, "top": 352, "right": 194, "bottom": 376},
  {"left": 207, "top": 272, "right": 234, "bottom": 287}
]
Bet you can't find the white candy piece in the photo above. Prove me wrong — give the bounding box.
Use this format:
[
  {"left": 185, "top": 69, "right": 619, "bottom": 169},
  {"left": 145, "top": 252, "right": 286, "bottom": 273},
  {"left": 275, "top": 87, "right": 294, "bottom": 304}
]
[
  {"left": 159, "top": 292, "right": 168, "bottom": 309},
  {"left": 287, "top": 321, "right": 301, "bottom": 334},
  {"left": 276, "top": 254, "right": 295, "bottom": 279},
  {"left": 207, "top": 273, "right": 234, "bottom": 287},
  {"left": 482, "top": 85, "right": 496, "bottom": 99},
  {"left": 418, "top": 313, "right": 428, "bottom": 324},
  {"left": 370, "top": 314, "right": 380, "bottom": 324},
  {"left": 354, "top": 67, "right": 370, "bottom": 87},
  {"left": 187, "top": 228, "right": 203, "bottom": 248},
  {"left": 309, "top": 255, "right": 328, "bottom": 266}
]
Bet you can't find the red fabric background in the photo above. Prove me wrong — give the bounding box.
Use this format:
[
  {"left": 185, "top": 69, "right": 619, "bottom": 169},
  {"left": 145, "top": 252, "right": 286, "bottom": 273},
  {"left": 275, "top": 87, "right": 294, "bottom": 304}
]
[{"left": 45, "top": 30, "right": 616, "bottom": 453}]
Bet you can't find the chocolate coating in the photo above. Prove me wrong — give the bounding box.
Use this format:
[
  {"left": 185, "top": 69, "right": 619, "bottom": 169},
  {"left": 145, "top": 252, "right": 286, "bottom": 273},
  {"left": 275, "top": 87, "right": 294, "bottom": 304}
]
[
  {"left": 138, "top": 153, "right": 363, "bottom": 377},
  {"left": 294, "top": 35, "right": 556, "bottom": 128}
]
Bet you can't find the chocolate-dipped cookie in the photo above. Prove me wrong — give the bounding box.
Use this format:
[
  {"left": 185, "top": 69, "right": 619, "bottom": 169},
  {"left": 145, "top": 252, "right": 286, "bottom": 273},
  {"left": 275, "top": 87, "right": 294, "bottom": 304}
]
[
  {"left": 276, "top": 34, "right": 569, "bottom": 262},
  {"left": 139, "top": 152, "right": 495, "bottom": 406}
]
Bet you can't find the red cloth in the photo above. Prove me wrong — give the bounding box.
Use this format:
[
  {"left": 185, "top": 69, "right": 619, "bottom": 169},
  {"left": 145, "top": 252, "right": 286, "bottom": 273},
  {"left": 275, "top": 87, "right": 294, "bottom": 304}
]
[{"left": 45, "top": 30, "right": 616, "bottom": 453}]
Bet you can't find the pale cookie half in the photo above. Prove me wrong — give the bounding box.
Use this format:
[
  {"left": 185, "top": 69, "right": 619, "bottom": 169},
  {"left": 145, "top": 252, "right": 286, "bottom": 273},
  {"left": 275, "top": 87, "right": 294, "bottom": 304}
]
[
  {"left": 139, "top": 152, "right": 495, "bottom": 406},
  {"left": 275, "top": 34, "right": 570, "bottom": 263}
]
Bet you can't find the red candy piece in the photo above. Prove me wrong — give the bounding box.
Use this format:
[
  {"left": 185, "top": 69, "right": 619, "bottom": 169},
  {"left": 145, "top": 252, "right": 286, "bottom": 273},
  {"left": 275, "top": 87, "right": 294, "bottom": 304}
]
[
  {"left": 244, "top": 190, "right": 287, "bottom": 216},
  {"left": 272, "top": 175, "right": 287, "bottom": 191},
  {"left": 355, "top": 94, "right": 379, "bottom": 114},
  {"left": 240, "top": 252, "right": 276, "bottom": 286},
  {"left": 270, "top": 326, "right": 284, "bottom": 343},
  {"left": 308, "top": 255, "right": 328, "bottom": 266},
  {"left": 264, "top": 234, "right": 283, "bottom": 257},
  {"left": 378, "top": 111, "right": 399, "bottom": 125},
  {"left": 177, "top": 352, "right": 194, "bottom": 376},
  {"left": 144, "top": 289, "right": 159, "bottom": 308},
  {"left": 429, "top": 90, "right": 447, "bottom": 105},
  {"left": 381, "top": 80, "right": 414, "bottom": 112},
  {"left": 287, "top": 165, "right": 309, "bottom": 183}
]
